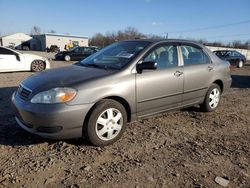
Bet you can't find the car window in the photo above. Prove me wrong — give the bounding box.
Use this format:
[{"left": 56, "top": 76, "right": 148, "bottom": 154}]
[
  {"left": 74, "top": 48, "right": 80, "bottom": 53},
  {"left": 0, "top": 47, "right": 15, "bottom": 55},
  {"left": 79, "top": 41, "right": 151, "bottom": 70},
  {"left": 144, "top": 45, "right": 178, "bottom": 69},
  {"left": 214, "top": 51, "right": 227, "bottom": 57},
  {"left": 181, "top": 45, "right": 210, "bottom": 65},
  {"left": 232, "top": 51, "right": 241, "bottom": 57},
  {"left": 225, "top": 51, "right": 232, "bottom": 57},
  {"left": 84, "top": 48, "right": 95, "bottom": 54}
]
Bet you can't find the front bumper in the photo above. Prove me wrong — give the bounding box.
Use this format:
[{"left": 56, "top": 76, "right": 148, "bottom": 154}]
[
  {"left": 55, "top": 54, "right": 65, "bottom": 60},
  {"left": 11, "top": 91, "right": 93, "bottom": 139}
]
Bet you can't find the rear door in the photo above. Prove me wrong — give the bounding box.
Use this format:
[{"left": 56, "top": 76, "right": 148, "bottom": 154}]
[
  {"left": 0, "top": 48, "right": 24, "bottom": 72},
  {"left": 180, "top": 44, "right": 214, "bottom": 106},
  {"left": 225, "top": 51, "right": 236, "bottom": 64},
  {"left": 136, "top": 43, "right": 183, "bottom": 117}
]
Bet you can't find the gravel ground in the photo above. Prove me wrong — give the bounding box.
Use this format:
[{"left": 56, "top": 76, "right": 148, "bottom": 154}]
[{"left": 0, "top": 56, "right": 249, "bottom": 187}]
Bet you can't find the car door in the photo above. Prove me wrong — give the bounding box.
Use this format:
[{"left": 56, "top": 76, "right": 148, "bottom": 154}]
[
  {"left": 0, "top": 47, "right": 24, "bottom": 72},
  {"left": 83, "top": 48, "right": 95, "bottom": 59},
  {"left": 180, "top": 44, "right": 214, "bottom": 106},
  {"left": 136, "top": 44, "right": 183, "bottom": 117},
  {"left": 70, "top": 47, "right": 79, "bottom": 61},
  {"left": 224, "top": 51, "right": 236, "bottom": 64}
]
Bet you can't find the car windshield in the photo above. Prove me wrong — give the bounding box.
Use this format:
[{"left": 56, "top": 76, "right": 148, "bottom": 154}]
[
  {"left": 68, "top": 46, "right": 78, "bottom": 52},
  {"left": 79, "top": 41, "right": 151, "bottom": 70}
]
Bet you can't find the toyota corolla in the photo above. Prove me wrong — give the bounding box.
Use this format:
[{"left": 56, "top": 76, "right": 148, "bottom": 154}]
[{"left": 12, "top": 39, "right": 232, "bottom": 146}]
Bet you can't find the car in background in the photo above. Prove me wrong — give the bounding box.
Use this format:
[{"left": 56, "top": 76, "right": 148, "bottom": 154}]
[
  {"left": 55, "top": 46, "right": 99, "bottom": 61},
  {"left": 213, "top": 50, "right": 246, "bottom": 68},
  {"left": 12, "top": 39, "right": 231, "bottom": 146},
  {"left": 46, "top": 45, "right": 60, "bottom": 53},
  {"left": 0, "top": 47, "right": 50, "bottom": 72},
  {"left": 6, "top": 43, "right": 15, "bottom": 49}
]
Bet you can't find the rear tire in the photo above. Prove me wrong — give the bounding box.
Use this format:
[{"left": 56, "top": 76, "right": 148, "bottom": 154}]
[
  {"left": 84, "top": 99, "right": 127, "bottom": 146},
  {"left": 237, "top": 60, "right": 244, "bottom": 68},
  {"left": 31, "top": 60, "right": 45, "bottom": 72},
  {"left": 201, "top": 83, "right": 221, "bottom": 112}
]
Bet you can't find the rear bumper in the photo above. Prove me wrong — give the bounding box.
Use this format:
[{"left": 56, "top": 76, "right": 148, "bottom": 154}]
[{"left": 11, "top": 92, "right": 93, "bottom": 139}]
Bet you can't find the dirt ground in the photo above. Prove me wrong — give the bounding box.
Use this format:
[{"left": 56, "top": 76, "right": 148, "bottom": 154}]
[{"left": 0, "top": 58, "right": 249, "bottom": 188}]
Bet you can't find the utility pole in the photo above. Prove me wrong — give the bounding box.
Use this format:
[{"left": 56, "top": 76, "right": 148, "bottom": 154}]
[{"left": 164, "top": 33, "right": 168, "bottom": 39}]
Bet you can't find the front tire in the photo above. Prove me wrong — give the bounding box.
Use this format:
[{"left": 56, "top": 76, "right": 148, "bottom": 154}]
[
  {"left": 237, "top": 60, "right": 244, "bottom": 68},
  {"left": 84, "top": 99, "right": 127, "bottom": 146},
  {"left": 201, "top": 84, "right": 221, "bottom": 112},
  {"left": 64, "top": 55, "right": 71, "bottom": 61},
  {"left": 31, "top": 60, "right": 45, "bottom": 72}
]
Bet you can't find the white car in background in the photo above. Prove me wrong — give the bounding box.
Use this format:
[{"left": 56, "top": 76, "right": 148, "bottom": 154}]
[{"left": 0, "top": 47, "right": 50, "bottom": 72}]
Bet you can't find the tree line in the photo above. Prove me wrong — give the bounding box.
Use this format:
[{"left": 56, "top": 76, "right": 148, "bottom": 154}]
[{"left": 89, "top": 27, "right": 250, "bottom": 50}]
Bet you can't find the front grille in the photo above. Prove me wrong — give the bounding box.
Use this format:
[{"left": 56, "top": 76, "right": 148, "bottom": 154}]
[{"left": 18, "top": 84, "right": 32, "bottom": 100}]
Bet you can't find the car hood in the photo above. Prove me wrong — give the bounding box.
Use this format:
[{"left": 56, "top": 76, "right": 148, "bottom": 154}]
[
  {"left": 56, "top": 51, "right": 69, "bottom": 55},
  {"left": 21, "top": 65, "right": 113, "bottom": 93}
]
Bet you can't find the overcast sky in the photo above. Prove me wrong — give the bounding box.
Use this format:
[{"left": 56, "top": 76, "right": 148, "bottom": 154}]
[{"left": 0, "top": 0, "right": 250, "bottom": 42}]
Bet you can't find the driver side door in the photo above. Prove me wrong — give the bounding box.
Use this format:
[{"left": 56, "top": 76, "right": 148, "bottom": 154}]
[{"left": 136, "top": 44, "right": 183, "bottom": 117}]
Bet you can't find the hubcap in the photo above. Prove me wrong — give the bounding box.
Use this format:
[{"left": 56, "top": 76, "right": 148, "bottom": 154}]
[
  {"left": 239, "top": 61, "right": 243, "bottom": 68},
  {"left": 32, "top": 60, "right": 44, "bottom": 71},
  {"left": 95, "top": 108, "right": 123, "bottom": 141},
  {"left": 209, "top": 88, "right": 220, "bottom": 109},
  {"left": 65, "top": 56, "right": 70, "bottom": 61}
]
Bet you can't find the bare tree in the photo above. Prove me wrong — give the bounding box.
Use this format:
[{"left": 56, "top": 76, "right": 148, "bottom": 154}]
[
  {"left": 31, "top": 26, "right": 42, "bottom": 35},
  {"left": 48, "top": 29, "right": 56, "bottom": 33},
  {"left": 90, "top": 27, "right": 146, "bottom": 47}
]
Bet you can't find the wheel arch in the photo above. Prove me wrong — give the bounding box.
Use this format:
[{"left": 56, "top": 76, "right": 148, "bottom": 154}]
[
  {"left": 82, "top": 96, "right": 132, "bottom": 138},
  {"left": 213, "top": 79, "right": 224, "bottom": 93}
]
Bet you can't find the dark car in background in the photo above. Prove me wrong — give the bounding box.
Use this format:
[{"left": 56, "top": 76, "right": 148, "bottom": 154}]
[
  {"left": 213, "top": 50, "right": 246, "bottom": 68},
  {"left": 55, "top": 46, "right": 99, "bottom": 61}
]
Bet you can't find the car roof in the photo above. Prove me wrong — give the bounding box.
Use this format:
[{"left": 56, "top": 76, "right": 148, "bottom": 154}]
[
  {"left": 121, "top": 39, "right": 205, "bottom": 47},
  {"left": 214, "top": 50, "right": 235, "bottom": 52}
]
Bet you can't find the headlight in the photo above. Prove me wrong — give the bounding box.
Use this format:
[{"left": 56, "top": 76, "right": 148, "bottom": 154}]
[{"left": 31, "top": 87, "right": 77, "bottom": 104}]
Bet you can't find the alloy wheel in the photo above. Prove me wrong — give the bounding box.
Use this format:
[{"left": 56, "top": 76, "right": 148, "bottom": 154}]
[{"left": 31, "top": 60, "right": 45, "bottom": 72}]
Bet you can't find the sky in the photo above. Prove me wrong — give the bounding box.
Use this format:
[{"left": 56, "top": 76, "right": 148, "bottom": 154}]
[{"left": 0, "top": 0, "right": 250, "bottom": 42}]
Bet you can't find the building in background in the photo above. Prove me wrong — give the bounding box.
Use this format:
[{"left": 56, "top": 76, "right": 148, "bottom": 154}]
[
  {"left": 0, "top": 33, "right": 32, "bottom": 49},
  {"left": 33, "top": 33, "right": 89, "bottom": 51}
]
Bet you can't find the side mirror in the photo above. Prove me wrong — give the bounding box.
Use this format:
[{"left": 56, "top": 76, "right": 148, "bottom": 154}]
[
  {"left": 136, "top": 61, "right": 157, "bottom": 73},
  {"left": 15, "top": 53, "right": 20, "bottom": 61}
]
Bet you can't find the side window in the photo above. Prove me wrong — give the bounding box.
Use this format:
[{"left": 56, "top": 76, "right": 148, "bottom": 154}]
[
  {"left": 84, "top": 48, "right": 94, "bottom": 54},
  {"left": 0, "top": 48, "right": 15, "bottom": 55},
  {"left": 144, "top": 45, "right": 178, "bottom": 69},
  {"left": 74, "top": 48, "right": 80, "bottom": 53},
  {"left": 225, "top": 51, "right": 232, "bottom": 57},
  {"left": 232, "top": 51, "right": 240, "bottom": 57},
  {"left": 181, "top": 45, "right": 210, "bottom": 65}
]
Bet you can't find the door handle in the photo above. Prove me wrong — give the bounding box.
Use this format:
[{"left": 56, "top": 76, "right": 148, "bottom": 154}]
[
  {"left": 208, "top": 66, "right": 214, "bottom": 71},
  {"left": 174, "top": 71, "right": 183, "bottom": 77}
]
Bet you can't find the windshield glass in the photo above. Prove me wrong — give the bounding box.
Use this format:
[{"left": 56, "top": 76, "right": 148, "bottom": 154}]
[
  {"left": 68, "top": 46, "right": 78, "bottom": 52},
  {"left": 79, "top": 41, "right": 152, "bottom": 70}
]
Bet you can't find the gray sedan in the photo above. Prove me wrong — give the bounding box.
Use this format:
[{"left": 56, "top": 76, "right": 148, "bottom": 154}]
[{"left": 12, "top": 39, "right": 232, "bottom": 146}]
